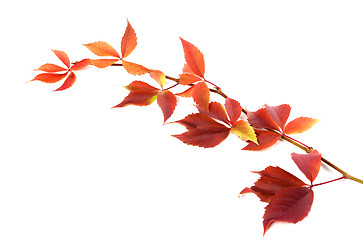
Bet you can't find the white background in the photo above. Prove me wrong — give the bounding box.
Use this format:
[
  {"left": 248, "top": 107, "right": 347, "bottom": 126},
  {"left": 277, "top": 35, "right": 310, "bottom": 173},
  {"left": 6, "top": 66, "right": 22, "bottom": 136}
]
[{"left": 1, "top": 0, "right": 363, "bottom": 239}]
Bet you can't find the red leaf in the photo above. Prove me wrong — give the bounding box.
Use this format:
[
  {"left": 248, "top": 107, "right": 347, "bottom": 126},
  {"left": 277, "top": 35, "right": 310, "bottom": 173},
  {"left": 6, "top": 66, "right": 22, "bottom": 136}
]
[
  {"left": 31, "top": 72, "right": 68, "bottom": 83},
  {"left": 122, "top": 60, "right": 151, "bottom": 75},
  {"left": 291, "top": 150, "right": 321, "bottom": 183},
  {"left": 180, "top": 38, "right": 205, "bottom": 78},
  {"left": 265, "top": 104, "right": 291, "bottom": 131},
  {"left": 113, "top": 81, "right": 158, "bottom": 108},
  {"left": 284, "top": 117, "right": 320, "bottom": 134},
  {"left": 83, "top": 41, "right": 120, "bottom": 58},
  {"left": 173, "top": 125, "right": 230, "bottom": 148},
  {"left": 179, "top": 73, "right": 203, "bottom": 85},
  {"left": 263, "top": 187, "right": 314, "bottom": 235},
  {"left": 247, "top": 107, "right": 280, "bottom": 132},
  {"left": 51, "top": 50, "right": 70, "bottom": 69},
  {"left": 200, "top": 102, "right": 229, "bottom": 125},
  {"left": 241, "top": 166, "right": 307, "bottom": 202},
  {"left": 90, "top": 59, "right": 119, "bottom": 68},
  {"left": 242, "top": 130, "right": 281, "bottom": 151},
  {"left": 225, "top": 98, "right": 242, "bottom": 124},
  {"left": 36, "top": 63, "right": 67, "bottom": 72},
  {"left": 54, "top": 71, "right": 76, "bottom": 91},
  {"left": 192, "top": 81, "right": 210, "bottom": 112},
  {"left": 157, "top": 90, "right": 177, "bottom": 123},
  {"left": 121, "top": 20, "right": 137, "bottom": 58},
  {"left": 70, "top": 59, "right": 91, "bottom": 71},
  {"left": 174, "top": 113, "right": 222, "bottom": 130}
]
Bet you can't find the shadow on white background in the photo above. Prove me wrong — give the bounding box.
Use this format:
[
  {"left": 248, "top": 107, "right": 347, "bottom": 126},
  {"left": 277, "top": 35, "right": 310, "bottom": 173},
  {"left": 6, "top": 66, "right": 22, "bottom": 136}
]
[{"left": 1, "top": 0, "right": 362, "bottom": 239}]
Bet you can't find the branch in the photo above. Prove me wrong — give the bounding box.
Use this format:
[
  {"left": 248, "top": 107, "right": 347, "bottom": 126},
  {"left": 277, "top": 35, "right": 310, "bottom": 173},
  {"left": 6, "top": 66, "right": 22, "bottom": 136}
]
[{"left": 106, "top": 62, "right": 363, "bottom": 184}]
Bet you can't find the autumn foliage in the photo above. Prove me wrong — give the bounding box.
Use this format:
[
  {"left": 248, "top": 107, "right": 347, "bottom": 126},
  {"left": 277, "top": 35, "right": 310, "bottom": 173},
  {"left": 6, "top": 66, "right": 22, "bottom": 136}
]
[{"left": 31, "top": 20, "right": 362, "bottom": 236}]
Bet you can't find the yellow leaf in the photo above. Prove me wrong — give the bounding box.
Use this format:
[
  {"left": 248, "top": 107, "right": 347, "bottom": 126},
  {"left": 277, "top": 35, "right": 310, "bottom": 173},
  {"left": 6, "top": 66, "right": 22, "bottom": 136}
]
[{"left": 230, "top": 120, "right": 258, "bottom": 144}]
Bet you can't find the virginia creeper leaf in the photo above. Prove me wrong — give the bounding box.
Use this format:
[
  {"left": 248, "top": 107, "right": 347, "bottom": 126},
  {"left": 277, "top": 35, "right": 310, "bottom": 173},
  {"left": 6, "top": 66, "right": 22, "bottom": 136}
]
[
  {"left": 192, "top": 81, "right": 210, "bottom": 112},
  {"left": 70, "top": 59, "right": 91, "bottom": 71},
  {"left": 242, "top": 130, "right": 281, "bottom": 151},
  {"left": 247, "top": 108, "right": 280, "bottom": 132},
  {"left": 179, "top": 73, "right": 203, "bottom": 85},
  {"left": 54, "top": 71, "right": 76, "bottom": 91},
  {"left": 51, "top": 50, "right": 70, "bottom": 69},
  {"left": 174, "top": 113, "right": 222, "bottom": 130},
  {"left": 124, "top": 81, "right": 159, "bottom": 92},
  {"left": 122, "top": 60, "right": 151, "bottom": 75},
  {"left": 230, "top": 120, "right": 258, "bottom": 144},
  {"left": 121, "top": 20, "right": 137, "bottom": 58},
  {"left": 150, "top": 70, "right": 166, "bottom": 88},
  {"left": 291, "top": 150, "right": 321, "bottom": 183},
  {"left": 284, "top": 117, "right": 320, "bottom": 134},
  {"left": 197, "top": 102, "right": 229, "bottom": 125},
  {"left": 265, "top": 104, "right": 291, "bottom": 131},
  {"left": 180, "top": 38, "right": 205, "bottom": 78},
  {"left": 31, "top": 72, "right": 68, "bottom": 83},
  {"left": 240, "top": 166, "right": 307, "bottom": 202},
  {"left": 36, "top": 64, "right": 67, "bottom": 73},
  {"left": 113, "top": 81, "right": 159, "bottom": 108},
  {"left": 225, "top": 98, "right": 242, "bottom": 124},
  {"left": 182, "top": 63, "right": 194, "bottom": 75},
  {"left": 157, "top": 90, "right": 177, "bottom": 123},
  {"left": 175, "top": 85, "right": 195, "bottom": 98},
  {"left": 83, "top": 41, "right": 120, "bottom": 58},
  {"left": 173, "top": 125, "right": 230, "bottom": 148},
  {"left": 90, "top": 59, "right": 119, "bottom": 68},
  {"left": 263, "top": 187, "right": 314, "bottom": 235}
]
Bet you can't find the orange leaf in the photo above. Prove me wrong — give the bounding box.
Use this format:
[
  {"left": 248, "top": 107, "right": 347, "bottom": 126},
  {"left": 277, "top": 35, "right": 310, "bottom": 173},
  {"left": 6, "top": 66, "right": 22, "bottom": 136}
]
[
  {"left": 179, "top": 73, "right": 203, "bottom": 85},
  {"left": 150, "top": 70, "right": 166, "bottom": 88},
  {"left": 121, "top": 20, "right": 137, "bottom": 58},
  {"left": 54, "top": 71, "right": 76, "bottom": 91},
  {"left": 180, "top": 38, "right": 205, "bottom": 78},
  {"left": 175, "top": 85, "right": 195, "bottom": 98},
  {"left": 36, "top": 64, "right": 67, "bottom": 73},
  {"left": 174, "top": 113, "right": 222, "bottom": 130},
  {"left": 122, "top": 60, "right": 150, "bottom": 75},
  {"left": 90, "top": 59, "right": 119, "bottom": 68},
  {"left": 192, "top": 81, "right": 209, "bottom": 112},
  {"left": 284, "top": 117, "right": 320, "bottom": 134},
  {"left": 51, "top": 50, "right": 70, "bottom": 69},
  {"left": 263, "top": 187, "right": 313, "bottom": 235},
  {"left": 291, "top": 150, "right": 321, "bottom": 183},
  {"left": 157, "top": 90, "right": 177, "bottom": 122},
  {"left": 113, "top": 81, "right": 159, "bottom": 108},
  {"left": 31, "top": 72, "right": 68, "bottom": 83},
  {"left": 70, "top": 59, "right": 91, "bottom": 71},
  {"left": 83, "top": 41, "right": 120, "bottom": 58}
]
